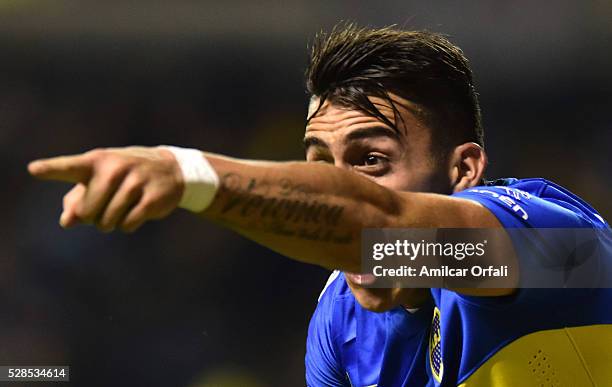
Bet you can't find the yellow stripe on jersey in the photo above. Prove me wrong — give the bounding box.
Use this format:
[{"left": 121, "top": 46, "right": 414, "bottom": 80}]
[{"left": 459, "top": 324, "right": 612, "bottom": 386}]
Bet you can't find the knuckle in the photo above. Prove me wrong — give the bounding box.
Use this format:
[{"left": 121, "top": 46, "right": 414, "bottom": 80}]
[
  {"left": 63, "top": 185, "right": 84, "bottom": 206},
  {"left": 102, "top": 164, "right": 125, "bottom": 185},
  {"left": 89, "top": 149, "right": 131, "bottom": 175},
  {"left": 126, "top": 170, "right": 145, "bottom": 187},
  {"left": 72, "top": 205, "right": 86, "bottom": 220},
  {"left": 85, "top": 148, "right": 106, "bottom": 161},
  {"left": 126, "top": 168, "right": 147, "bottom": 185},
  {"left": 63, "top": 199, "right": 78, "bottom": 216},
  {"left": 73, "top": 203, "right": 95, "bottom": 222},
  {"left": 99, "top": 154, "right": 127, "bottom": 172}
]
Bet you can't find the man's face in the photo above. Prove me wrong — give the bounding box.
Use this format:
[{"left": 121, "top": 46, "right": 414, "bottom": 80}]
[
  {"left": 304, "top": 93, "right": 451, "bottom": 195},
  {"left": 304, "top": 93, "right": 451, "bottom": 310}
]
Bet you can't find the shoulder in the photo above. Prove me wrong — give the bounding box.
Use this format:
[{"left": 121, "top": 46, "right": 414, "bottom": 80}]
[
  {"left": 309, "top": 270, "right": 354, "bottom": 333},
  {"left": 452, "top": 177, "right": 608, "bottom": 228},
  {"left": 311, "top": 271, "right": 355, "bottom": 339},
  {"left": 305, "top": 272, "right": 355, "bottom": 386},
  {"left": 317, "top": 270, "right": 351, "bottom": 302}
]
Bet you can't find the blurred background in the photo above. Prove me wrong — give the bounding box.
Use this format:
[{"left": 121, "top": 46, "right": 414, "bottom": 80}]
[{"left": 1, "top": 1, "right": 611, "bottom": 386}]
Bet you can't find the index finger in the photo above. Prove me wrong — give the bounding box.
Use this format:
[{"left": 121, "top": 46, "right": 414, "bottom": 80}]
[{"left": 28, "top": 154, "right": 93, "bottom": 183}]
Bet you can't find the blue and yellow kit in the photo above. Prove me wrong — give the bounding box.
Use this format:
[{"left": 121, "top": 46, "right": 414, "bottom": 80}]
[{"left": 306, "top": 178, "right": 612, "bottom": 386}]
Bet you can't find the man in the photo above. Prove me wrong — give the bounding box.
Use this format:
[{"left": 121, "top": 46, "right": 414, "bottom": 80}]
[{"left": 29, "top": 25, "right": 611, "bottom": 386}]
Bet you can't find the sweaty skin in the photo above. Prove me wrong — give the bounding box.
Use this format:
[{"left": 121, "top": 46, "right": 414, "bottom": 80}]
[{"left": 28, "top": 94, "right": 516, "bottom": 311}]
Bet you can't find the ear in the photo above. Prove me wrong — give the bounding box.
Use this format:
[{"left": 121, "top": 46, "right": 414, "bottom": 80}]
[{"left": 448, "top": 142, "right": 487, "bottom": 193}]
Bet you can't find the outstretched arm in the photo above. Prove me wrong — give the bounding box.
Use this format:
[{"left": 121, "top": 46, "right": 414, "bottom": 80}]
[
  {"left": 28, "top": 146, "right": 499, "bottom": 274},
  {"left": 29, "top": 145, "right": 516, "bottom": 312}
]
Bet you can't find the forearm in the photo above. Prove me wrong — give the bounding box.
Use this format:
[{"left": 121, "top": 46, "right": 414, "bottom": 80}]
[{"left": 200, "top": 153, "right": 403, "bottom": 272}]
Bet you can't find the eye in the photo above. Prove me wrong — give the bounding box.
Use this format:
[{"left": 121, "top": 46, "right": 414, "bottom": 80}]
[
  {"left": 361, "top": 154, "right": 387, "bottom": 166},
  {"left": 353, "top": 153, "right": 391, "bottom": 176}
]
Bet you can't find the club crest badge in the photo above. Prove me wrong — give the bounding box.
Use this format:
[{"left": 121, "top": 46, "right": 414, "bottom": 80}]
[{"left": 429, "top": 306, "right": 444, "bottom": 383}]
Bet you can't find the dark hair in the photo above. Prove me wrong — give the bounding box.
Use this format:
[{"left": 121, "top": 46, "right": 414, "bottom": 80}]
[{"left": 306, "top": 23, "right": 484, "bottom": 158}]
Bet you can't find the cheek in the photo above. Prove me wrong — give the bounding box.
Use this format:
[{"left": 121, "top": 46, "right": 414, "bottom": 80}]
[
  {"left": 374, "top": 165, "right": 431, "bottom": 192},
  {"left": 378, "top": 157, "right": 451, "bottom": 193}
]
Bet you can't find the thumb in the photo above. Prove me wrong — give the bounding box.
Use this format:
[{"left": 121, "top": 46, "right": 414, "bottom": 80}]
[{"left": 60, "top": 183, "right": 87, "bottom": 228}]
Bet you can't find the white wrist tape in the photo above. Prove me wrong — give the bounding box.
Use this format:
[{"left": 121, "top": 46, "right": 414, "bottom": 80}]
[{"left": 160, "top": 146, "right": 219, "bottom": 212}]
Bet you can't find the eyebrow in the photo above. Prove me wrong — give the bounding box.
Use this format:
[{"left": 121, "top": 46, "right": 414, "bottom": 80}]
[
  {"left": 303, "top": 126, "right": 402, "bottom": 152},
  {"left": 303, "top": 136, "right": 329, "bottom": 152},
  {"left": 344, "top": 126, "right": 402, "bottom": 144}
]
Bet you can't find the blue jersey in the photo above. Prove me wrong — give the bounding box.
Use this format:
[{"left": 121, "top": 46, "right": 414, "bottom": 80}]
[{"left": 305, "top": 178, "right": 612, "bottom": 386}]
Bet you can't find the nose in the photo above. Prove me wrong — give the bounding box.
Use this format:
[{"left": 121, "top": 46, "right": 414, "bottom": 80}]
[{"left": 333, "top": 158, "right": 351, "bottom": 170}]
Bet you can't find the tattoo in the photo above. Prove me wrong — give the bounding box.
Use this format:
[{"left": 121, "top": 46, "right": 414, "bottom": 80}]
[
  {"left": 220, "top": 173, "right": 344, "bottom": 225},
  {"left": 218, "top": 173, "right": 352, "bottom": 243}
]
